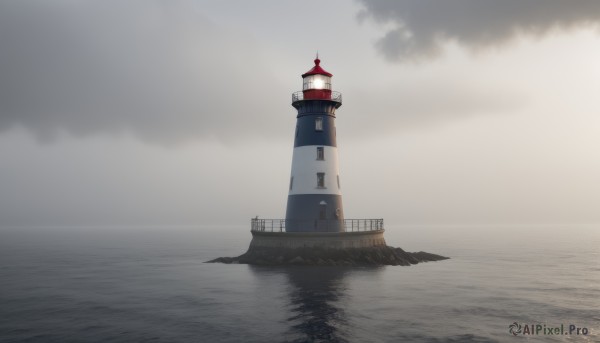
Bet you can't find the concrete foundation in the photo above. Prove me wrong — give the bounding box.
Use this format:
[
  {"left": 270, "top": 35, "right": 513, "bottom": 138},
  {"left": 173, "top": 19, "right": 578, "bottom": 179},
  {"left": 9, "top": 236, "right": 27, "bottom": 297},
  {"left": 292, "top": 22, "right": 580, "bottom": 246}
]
[{"left": 249, "top": 229, "right": 386, "bottom": 249}]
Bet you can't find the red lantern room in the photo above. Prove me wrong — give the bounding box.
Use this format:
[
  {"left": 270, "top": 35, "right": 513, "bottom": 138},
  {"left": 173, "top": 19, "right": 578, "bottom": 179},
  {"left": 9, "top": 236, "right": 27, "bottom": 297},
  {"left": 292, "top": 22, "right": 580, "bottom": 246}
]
[{"left": 301, "top": 57, "right": 333, "bottom": 100}]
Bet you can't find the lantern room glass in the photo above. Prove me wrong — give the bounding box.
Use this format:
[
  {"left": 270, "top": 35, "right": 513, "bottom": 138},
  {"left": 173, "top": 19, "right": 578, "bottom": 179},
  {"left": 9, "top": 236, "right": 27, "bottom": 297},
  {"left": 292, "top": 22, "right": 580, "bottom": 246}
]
[{"left": 303, "top": 75, "right": 331, "bottom": 90}]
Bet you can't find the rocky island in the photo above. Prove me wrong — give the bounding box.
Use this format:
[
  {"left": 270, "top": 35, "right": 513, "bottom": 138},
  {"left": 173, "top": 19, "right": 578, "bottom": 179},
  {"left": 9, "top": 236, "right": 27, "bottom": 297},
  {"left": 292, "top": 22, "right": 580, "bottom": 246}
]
[{"left": 207, "top": 246, "right": 448, "bottom": 266}]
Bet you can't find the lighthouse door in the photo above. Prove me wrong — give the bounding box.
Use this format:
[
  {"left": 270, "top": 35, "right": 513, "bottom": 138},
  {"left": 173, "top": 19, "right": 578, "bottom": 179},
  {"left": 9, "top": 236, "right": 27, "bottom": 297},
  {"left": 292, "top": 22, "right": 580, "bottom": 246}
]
[
  {"left": 318, "top": 201, "right": 327, "bottom": 230},
  {"left": 319, "top": 203, "right": 327, "bottom": 219}
]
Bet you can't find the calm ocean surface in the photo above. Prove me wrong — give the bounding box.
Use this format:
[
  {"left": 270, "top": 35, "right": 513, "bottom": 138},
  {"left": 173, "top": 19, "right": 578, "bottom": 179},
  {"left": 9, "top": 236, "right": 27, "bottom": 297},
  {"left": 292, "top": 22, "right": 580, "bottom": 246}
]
[{"left": 0, "top": 225, "right": 598, "bottom": 342}]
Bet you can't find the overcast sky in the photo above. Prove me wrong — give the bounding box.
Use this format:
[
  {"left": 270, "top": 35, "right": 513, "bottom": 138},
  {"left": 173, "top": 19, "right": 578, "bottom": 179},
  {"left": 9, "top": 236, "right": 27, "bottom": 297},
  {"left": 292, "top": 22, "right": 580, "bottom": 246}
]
[{"left": 1, "top": 0, "right": 599, "bottom": 228}]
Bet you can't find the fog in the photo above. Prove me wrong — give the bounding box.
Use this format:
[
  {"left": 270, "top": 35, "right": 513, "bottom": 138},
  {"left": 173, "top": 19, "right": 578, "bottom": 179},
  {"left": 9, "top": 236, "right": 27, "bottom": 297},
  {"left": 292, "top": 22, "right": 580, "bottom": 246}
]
[{"left": 1, "top": 1, "right": 599, "bottom": 228}]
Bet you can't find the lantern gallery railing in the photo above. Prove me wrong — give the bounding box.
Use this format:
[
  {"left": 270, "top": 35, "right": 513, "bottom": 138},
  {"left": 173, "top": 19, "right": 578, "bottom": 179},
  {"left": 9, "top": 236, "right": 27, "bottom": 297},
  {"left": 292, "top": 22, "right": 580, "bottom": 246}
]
[
  {"left": 291, "top": 91, "right": 342, "bottom": 104},
  {"left": 251, "top": 218, "right": 384, "bottom": 233}
]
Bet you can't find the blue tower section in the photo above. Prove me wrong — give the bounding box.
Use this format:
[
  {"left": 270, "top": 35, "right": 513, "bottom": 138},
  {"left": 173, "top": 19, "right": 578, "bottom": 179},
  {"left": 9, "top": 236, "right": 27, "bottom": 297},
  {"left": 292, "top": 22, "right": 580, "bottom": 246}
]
[{"left": 285, "top": 58, "right": 344, "bottom": 232}]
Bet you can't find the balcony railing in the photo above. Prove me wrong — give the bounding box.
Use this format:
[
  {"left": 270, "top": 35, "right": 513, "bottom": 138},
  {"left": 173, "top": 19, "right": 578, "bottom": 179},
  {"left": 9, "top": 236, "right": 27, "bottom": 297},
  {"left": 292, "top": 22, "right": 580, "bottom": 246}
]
[
  {"left": 292, "top": 91, "right": 342, "bottom": 104},
  {"left": 251, "top": 218, "right": 383, "bottom": 233}
]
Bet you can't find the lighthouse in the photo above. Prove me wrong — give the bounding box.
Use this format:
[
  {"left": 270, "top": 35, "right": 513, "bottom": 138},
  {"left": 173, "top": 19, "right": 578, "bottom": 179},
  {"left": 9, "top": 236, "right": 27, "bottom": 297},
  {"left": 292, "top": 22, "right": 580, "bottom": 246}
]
[
  {"left": 246, "top": 56, "right": 386, "bottom": 248},
  {"left": 208, "top": 56, "right": 450, "bottom": 265},
  {"left": 286, "top": 56, "right": 344, "bottom": 232}
]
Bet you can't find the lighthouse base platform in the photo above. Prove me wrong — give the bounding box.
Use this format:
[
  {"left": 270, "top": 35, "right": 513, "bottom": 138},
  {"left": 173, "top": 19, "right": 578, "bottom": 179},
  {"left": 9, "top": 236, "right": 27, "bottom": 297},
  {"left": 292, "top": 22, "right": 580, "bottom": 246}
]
[
  {"left": 207, "top": 230, "right": 448, "bottom": 266},
  {"left": 249, "top": 229, "right": 387, "bottom": 249}
]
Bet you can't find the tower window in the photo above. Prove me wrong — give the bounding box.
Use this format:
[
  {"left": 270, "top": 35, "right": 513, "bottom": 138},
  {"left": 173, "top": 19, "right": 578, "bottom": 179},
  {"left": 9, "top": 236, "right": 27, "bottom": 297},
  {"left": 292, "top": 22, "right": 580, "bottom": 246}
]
[
  {"left": 315, "top": 117, "right": 323, "bottom": 131},
  {"left": 317, "top": 172, "right": 325, "bottom": 188},
  {"left": 337, "top": 175, "right": 340, "bottom": 189},
  {"left": 290, "top": 176, "right": 294, "bottom": 191},
  {"left": 316, "top": 147, "right": 324, "bottom": 160}
]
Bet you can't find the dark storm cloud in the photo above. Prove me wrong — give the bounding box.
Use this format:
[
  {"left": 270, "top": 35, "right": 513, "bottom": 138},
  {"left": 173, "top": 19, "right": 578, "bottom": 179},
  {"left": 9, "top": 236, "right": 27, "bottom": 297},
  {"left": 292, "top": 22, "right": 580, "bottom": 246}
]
[
  {"left": 0, "top": 1, "right": 282, "bottom": 144},
  {"left": 357, "top": 0, "right": 600, "bottom": 62}
]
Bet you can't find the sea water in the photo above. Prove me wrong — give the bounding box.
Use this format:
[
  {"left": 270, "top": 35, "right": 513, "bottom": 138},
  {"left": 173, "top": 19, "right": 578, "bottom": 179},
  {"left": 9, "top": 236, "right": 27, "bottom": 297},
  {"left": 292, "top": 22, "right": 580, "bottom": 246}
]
[{"left": 0, "top": 225, "right": 598, "bottom": 342}]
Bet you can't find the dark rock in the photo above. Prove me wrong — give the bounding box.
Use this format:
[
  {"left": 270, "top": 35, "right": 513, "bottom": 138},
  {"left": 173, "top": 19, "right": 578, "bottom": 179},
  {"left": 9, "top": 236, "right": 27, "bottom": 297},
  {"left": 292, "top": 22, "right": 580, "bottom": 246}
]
[{"left": 206, "top": 245, "right": 449, "bottom": 266}]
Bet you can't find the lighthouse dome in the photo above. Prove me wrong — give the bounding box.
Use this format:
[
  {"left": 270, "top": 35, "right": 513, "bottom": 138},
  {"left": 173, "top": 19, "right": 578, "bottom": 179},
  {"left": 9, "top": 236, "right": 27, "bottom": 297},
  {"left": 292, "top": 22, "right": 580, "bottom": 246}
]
[{"left": 302, "top": 58, "right": 333, "bottom": 77}]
